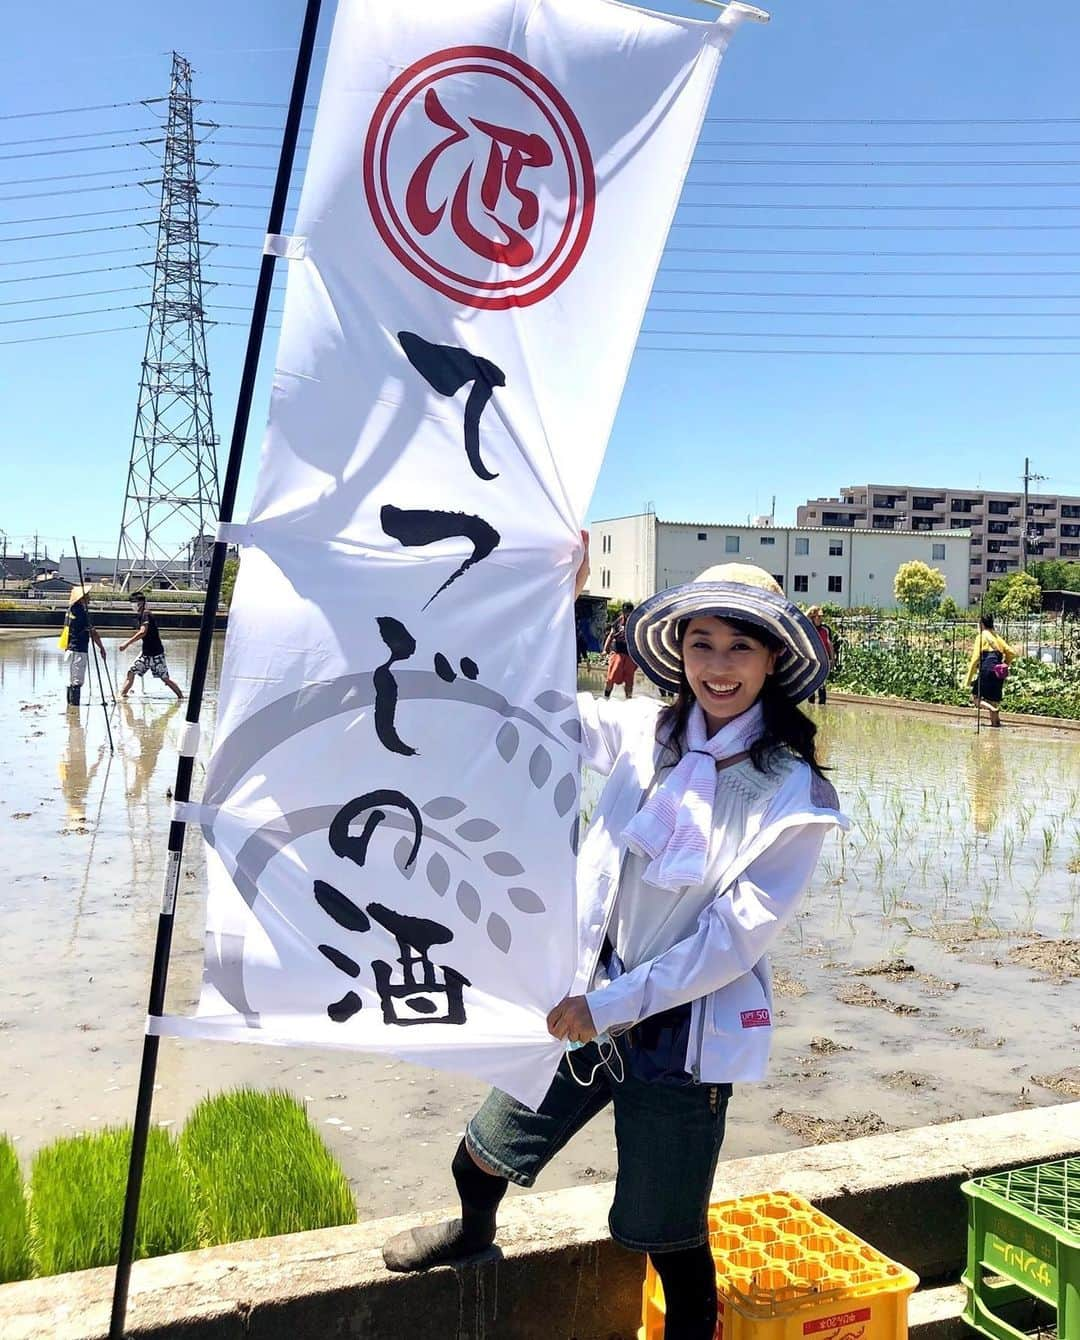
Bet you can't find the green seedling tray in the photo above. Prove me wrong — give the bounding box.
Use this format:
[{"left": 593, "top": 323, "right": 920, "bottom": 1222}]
[{"left": 962, "top": 1158, "right": 1080, "bottom": 1340}]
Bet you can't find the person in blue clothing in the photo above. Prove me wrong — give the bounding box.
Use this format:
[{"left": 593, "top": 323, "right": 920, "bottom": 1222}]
[
  {"left": 383, "top": 547, "right": 846, "bottom": 1340},
  {"left": 64, "top": 586, "right": 107, "bottom": 708}
]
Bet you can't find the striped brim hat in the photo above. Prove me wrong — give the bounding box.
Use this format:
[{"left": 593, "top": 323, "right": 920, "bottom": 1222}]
[{"left": 625, "top": 563, "right": 829, "bottom": 703}]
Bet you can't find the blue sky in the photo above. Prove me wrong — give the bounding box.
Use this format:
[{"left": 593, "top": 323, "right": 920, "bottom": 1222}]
[{"left": 4, "top": 1, "right": 1080, "bottom": 562}]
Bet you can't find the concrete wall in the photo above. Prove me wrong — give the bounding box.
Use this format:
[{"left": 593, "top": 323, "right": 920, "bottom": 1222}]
[
  {"left": 587, "top": 515, "right": 970, "bottom": 607},
  {"left": 4, "top": 1103, "right": 1077, "bottom": 1340},
  {"left": 588, "top": 513, "right": 657, "bottom": 602}
]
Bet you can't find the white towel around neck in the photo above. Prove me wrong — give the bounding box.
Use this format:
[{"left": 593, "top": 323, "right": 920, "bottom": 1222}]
[{"left": 622, "top": 700, "right": 765, "bottom": 891}]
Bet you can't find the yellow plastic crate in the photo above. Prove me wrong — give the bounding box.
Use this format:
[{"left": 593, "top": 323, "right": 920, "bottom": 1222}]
[{"left": 641, "top": 1192, "right": 918, "bottom": 1340}]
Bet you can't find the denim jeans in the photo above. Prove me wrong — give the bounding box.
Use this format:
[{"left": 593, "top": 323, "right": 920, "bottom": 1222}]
[{"left": 466, "top": 1037, "right": 732, "bottom": 1253}]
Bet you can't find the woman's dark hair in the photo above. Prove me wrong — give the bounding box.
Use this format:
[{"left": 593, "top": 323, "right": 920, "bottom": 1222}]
[
  {"left": 657, "top": 616, "right": 826, "bottom": 778},
  {"left": 980, "top": 612, "right": 994, "bottom": 630}
]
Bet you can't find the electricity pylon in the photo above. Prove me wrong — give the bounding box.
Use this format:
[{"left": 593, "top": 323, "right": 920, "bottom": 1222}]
[{"left": 114, "top": 52, "right": 219, "bottom": 591}]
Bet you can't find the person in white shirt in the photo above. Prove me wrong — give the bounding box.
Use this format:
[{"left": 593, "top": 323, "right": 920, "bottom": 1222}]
[{"left": 384, "top": 547, "right": 846, "bottom": 1340}]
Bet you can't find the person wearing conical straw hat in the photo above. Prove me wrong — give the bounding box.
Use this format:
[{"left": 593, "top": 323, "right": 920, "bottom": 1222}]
[
  {"left": 63, "top": 585, "right": 106, "bottom": 708},
  {"left": 385, "top": 550, "right": 848, "bottom": 1340}
]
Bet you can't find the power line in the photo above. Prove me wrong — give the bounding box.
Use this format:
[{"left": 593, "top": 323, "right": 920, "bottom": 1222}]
[
  {"left": 0, "top": 99, "right": 149, "bottom": 121},
  {"left": 0, "top": 205, "right": 165, "bottom": 228},
  {"left": 671, "top": 221, "right": 1080, "bottom": 231},
  {"left": 0, "top": 302, "right": 140, "bottom": 326},
  {"left": 0, "top": 139, "right": 162, "bottom": 163},
  {"left": 676, "top": 201, "right": 1080, "bottom": 212},
  {"left": 4, "top": 222, "right": 153, "bottom": 243},
  {"left": 646, "top": 304, "right": 1080, "bottom": 317},
  {"left": 0, "top": 261, "right": 150, "bottom": 285},
  {"left": 700, "top": 116, "right": 1080, "bottom": 126},
  {"left": 651, "top": 285, "right": 1080, "bottom": 297},
  {"left": 0, "top": 284, "right": 148, "bottom": 307},
  {"left": 663, "top": 247, "right": 1080, "bottom": 255},
  {"left": 0, "top": 245, "right": 153, "bottom": 268},
  {"left": 660, "top": 266, "right": 1080, "bottom": 276},
  {"left": 635, "top": 344, "right": 1080, "bottom": 356},
  {"left": 640, "top": 326, "right": 1080, "bottom": 340},
  {"left": 0, "top": 126, "right": 165, "bottom": 149},
  {"left": 0, "top": 181, "right": 159, "bottom": 203},
  {"left": 0, "top": 322, "right": 144, "bottom": 346},
  {"left": 0, "top": 165, "right": 158, "bottom": 188},
  {"left": 689, "top": 157, "right": 1080, "bottom": 167},
  {"left": 691, "top": 139, "right": 1080, "bottom": 148},
  {"left": 682, "top": 178, "right": 1080, "bottom": 188}
]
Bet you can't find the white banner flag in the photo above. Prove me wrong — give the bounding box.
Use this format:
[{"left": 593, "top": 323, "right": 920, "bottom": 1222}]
[{"left": 157, "top": 0, "right": 754, "bottom": 1107}]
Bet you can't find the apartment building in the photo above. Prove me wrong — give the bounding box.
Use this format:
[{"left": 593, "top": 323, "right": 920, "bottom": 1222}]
[
  {"left": 797, "top": 483, "right": 1080, "bottom": 599},
  {"left": 588, "top": 513, "right": 970, "bottom": 607}
]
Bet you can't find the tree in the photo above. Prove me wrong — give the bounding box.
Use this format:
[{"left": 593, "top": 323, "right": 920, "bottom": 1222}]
[
  {"left": 220, "top": 555, "right": 240, "bottom": 608},
  {"left": 998, "top": 571, "right": 1041, "bottom": 618},
  {"left": 893, "top": 560, "right": 946, "bottom": 614},
  {"left": 938, "top": 596, "right": 960, "bottom": 620},
  {"left": 1029, "top": 558, "right": 1080, "bottom": 593}
]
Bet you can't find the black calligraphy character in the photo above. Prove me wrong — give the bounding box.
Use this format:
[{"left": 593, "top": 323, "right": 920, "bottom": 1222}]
[
  {"left": 373, "top": 618, "right": 418, "bottom": 756},
  {"left": 404, "top": 87, "right": 553, "bottom": 267},
  {"left": 380, "top": 505, "right": 500, "bottom": 608},
  {"left": 328, "top": 790, "right": 423, "bottom": 870},
  {"left": 366, "top": 902, "right": 470, "bottom": 1027},
  {"left": 398, "top": 331, "right": 505, "bottom": 481}
]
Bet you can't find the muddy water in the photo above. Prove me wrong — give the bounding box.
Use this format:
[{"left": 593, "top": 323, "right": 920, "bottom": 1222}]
[{"left": 1, "top": 636, "right": 1077, "bottom": 1222}]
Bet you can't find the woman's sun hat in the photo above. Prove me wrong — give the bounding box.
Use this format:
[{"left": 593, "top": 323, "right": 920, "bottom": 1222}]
[
  {"left": 67, "top": 584, "right": 92, "bottom": 605},
  {"left": 625, "top": 562, "right": 829, "bottom": 703}
]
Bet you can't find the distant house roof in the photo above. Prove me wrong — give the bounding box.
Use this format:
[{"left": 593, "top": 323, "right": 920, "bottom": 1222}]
[{"left": 0, "top": 556, "right": 36, "bottom": 581}]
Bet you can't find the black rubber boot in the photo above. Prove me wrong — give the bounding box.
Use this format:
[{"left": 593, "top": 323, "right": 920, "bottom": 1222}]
[
  {"left": 66, "top": 685, "right": 81, "bottom": 706},
  {"left": 651, "top": 1243, "right": 718, "bottom": 1339},
  {"left": 382, "top": 1139, "right": 508, "bottom": 1273}
]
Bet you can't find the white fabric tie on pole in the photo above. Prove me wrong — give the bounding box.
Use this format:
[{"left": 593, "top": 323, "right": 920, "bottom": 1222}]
[
  {"left": 154, "top": 0, "right": 754, "bottom": 1108},
  {"left": 263, "top": 233, "right": 308, "bottom": 260}
]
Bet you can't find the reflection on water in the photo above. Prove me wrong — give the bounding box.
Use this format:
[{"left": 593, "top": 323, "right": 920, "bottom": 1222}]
[
  {"left": 0, "top": 636, "right": 1076, "bottom": 1218},
  {"left": 58, "top": 715, "right": 106, "bottom": 826},
  {"left": 968, "top": 732, "right": 1008, "bottom": 838}
]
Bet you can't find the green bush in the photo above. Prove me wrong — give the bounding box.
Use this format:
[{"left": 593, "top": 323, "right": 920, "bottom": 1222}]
[
  {"left": 0, "top": 1136, "right": 31, "bottom": 1284},
  {"left": 180, "top": 1089, "right": 356, "bottom": 1245},
  {"left": 29, "top": 1127, "right": 202, "bottom": 1277},
  {"left": 220, "top": 556, "right": 239, "bottom": 608},
  {"left": 831, "top": 615, "right": 1080, "bottom": 718}
]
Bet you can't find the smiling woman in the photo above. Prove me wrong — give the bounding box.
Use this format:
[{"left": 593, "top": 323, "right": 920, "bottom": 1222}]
[{"left": 383, "top": 561, "right": 845, "bottom": 1340}]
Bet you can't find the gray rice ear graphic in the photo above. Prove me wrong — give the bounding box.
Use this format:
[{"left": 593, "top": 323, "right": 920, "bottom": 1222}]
[
  {"left": 204, "top": 931, "right": 259, "bottom": 1026},
  {"left": 200, "top": 671, "right": 584, "bottom": 1004},
  {"left": 203, "top": 669, "right": 571, "bottom": 807}
]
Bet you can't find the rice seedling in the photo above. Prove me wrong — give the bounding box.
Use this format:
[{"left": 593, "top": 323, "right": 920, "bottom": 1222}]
[
  {"left": 0, "top": 1135, "right": 31, "bottom": 1284},
  {"left": 29, "top": 1126, "right": 201, "bottom": 1278},
  {"left": 180, "top": 1089, "right": 356, "bottom": 1246}
]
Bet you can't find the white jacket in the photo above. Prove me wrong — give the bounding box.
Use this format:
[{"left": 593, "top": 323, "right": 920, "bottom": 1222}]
[{"left": 574, "top": 695, "right": 847, "bottom": 1084}]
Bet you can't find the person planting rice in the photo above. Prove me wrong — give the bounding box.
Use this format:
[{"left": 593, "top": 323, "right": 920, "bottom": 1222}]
[
  {"left": 384, "top": 545, "right": 847, "bottom": 1340},
  {"left": 118, "top": 592, "right": 184, "bottom": 701},
  {"left": 965, "top": 613, "right": 1018, "bottom": 729}
]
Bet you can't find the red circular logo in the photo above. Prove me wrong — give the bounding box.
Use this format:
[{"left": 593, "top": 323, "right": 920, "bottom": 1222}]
[{"left": 363, "top": 46, "right": 595, "bottom": 310}]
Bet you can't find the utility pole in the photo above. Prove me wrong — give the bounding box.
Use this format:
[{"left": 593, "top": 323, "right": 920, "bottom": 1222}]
[
  {"left": 1021, "top": 456, "right": 1047, "bottom": 573},
  {"left": 114, "top": 52, "right": 220, "bottom": 591}
]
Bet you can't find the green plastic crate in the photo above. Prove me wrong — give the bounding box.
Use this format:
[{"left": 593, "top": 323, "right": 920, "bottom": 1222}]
[{"left": 962, "top": 1157, "right": 1080, "bottom": 1340}]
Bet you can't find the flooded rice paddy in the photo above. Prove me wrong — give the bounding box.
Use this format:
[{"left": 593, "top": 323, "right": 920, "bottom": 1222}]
[{"left": 1, "top": 635, "right": 1077, "bottom": 1220}]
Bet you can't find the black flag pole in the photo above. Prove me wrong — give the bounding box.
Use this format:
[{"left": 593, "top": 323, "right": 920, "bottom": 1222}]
[
  {"left": 71, "top": 535, "right": 115, "bottom": 754},
  {"left": 108, "top": 4, "right": 324, "bottom": 1334}
]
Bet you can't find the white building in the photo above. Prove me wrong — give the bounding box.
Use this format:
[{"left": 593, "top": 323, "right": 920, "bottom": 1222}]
[{"left": 588, "top": 514, "right": 971, "bottom": 609}]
